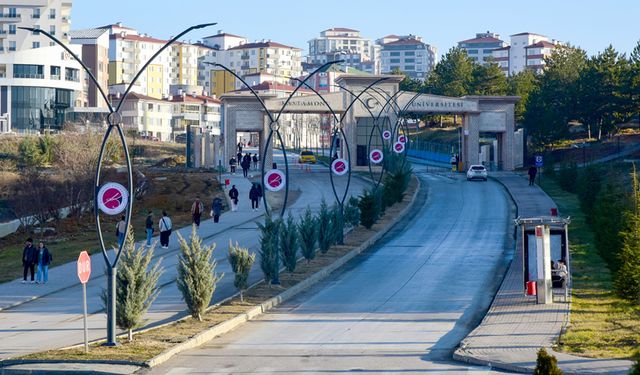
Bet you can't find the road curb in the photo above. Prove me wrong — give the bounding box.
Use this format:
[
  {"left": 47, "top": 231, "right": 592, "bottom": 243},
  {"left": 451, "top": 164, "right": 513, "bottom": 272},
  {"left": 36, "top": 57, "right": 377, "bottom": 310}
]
[
  {"left": 452, "top": 350, "right": 531, "bottom": 373},
  {"left": 144, "top": 175, "right": 422, "bottom": 369}
]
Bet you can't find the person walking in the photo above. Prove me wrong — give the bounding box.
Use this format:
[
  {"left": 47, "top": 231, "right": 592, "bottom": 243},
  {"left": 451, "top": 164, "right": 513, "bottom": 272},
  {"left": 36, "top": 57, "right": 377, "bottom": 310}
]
[
  {"left": 237, "top": 142, "right": 243, "bottom": 154},
  {"left": 145, "top": 211, "right": 154, "bottom": 246},
  {"left": 116, "top": 215, "right": 126, "bottom": 247},
  {"left": 241, "top": 155, "right": 251, "bottom": 178},
  {"left": 252, "top": 154, "right": 259, "bottom": 170},
  {"left": 229, "top": 157, "right": 237, "bottom": 174},
  {"left": 191, "top": 197, "right": 204, "bottom": 227},
  {"left": 211, "top": 197, "right": 222, "bottom": 223},
  {"left": 35, "top": 241, "right": 52, "bottom": 285},
  {"left": 22, "top": 238, "right": 36, "bottom": 284},
  {"left": 237, "top": 151, "right": 243, "bottom": 166},
  {"left": 229, "top": 184, "right": 239, "bottom": 212},
  {"left": 249, "top": 184, "right": 260, "bottom": 211},
  {"left": 450, "top": 154, "right": 457, "bottom": 173},
  {"left": 159, "top": 211, "right": 172, "bottom": 249},
  {"left": 528, "top": 165, "right": 538, "bottom": 186}
]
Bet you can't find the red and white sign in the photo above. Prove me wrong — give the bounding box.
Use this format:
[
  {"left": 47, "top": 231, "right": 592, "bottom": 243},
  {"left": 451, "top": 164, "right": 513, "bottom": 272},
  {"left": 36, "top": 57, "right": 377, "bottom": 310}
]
[
  {"left": 398, "top": 135, "right": 407, "bottom": 144},
  {"left": 393, "top": 141, "right": 405, "bottom": 154},
  {"left": 97, "top": 182, "right": 128, "bottom": 216},
  {"left": 264, "top": 169, "right": 286, "bottom": 192},
  {"left": 331, "top": 158, "right": 349, "bottom": 176},
  {"left": 535, "top": 226, "right": 543, "bottom": 238},
  {"left": 382, "top": 130, "right": 392, "bottom": 140},
  {"left": 369, "top": 149, "right": 384, "bottom": 164},
  {"left": 77, "top": 251, "right": 91, "bottom": 284}
]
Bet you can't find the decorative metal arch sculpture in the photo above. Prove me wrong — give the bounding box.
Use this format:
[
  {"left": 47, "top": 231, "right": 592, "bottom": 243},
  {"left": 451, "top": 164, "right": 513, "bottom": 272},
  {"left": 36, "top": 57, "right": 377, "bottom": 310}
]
[{"left": 20, "top": 23, "right": 218, "bottom": 346}]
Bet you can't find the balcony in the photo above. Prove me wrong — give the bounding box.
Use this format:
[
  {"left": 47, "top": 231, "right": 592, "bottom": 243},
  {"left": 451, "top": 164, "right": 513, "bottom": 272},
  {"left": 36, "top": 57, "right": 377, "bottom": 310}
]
[
  {"left": 0, "top": 14, "right": 20, "bottom": 22},
  {"left": 61, "top": 16, "right": 70, "bottom": 23},
  {"left": 14, "top": 73, "right": 44, "bottom": 79},
  {"left": 240, "top": 53, "right": 249, "bottom": 60}
]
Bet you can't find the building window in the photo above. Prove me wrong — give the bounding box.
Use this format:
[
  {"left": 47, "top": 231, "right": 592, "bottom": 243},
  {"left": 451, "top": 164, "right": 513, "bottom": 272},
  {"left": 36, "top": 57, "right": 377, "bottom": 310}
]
[
  {"left": 32, "top": 41, "right": 40, "bottom": 49},
  {"left": 390, "top": 52, "right": 400, "bottom": 56},
  {"left": 14, "top": 64, "right": 44, "bottom": 78},
  {"left": 405, "top": 65, "right": 415, "bottom": 71},
  {"left": 50, "top": 25, "right": 55, "bottom": 36},
  {"left": 467, "top": 49, "right": 478, "bottom": 54},
  {"left": 9, "top": 41, "right": 16, "bottom": 51},
  {"left": 405, "top": 58, "right": 415, "bottom": 63},
  {"left": 50, "top": 66, "right": 61, "bottom": 80},
  {"left": 64, "top": 67, "right": 79, "bottom": 82},
  {"left": 404, "top": 51, "right": 415, "bottom": 56},
  {"left": 390, "top": 58, "right": 400, "bottom": 63},
  {"left": 32, "top": 8, "right": 40, "bottom": 18},
  {"left": 9, "top": 24, "right": 16, "bottom": 34},
  {"left": 49, "top": 8, "right": 56, "bottom": 19},
  {"left": 483, "top": 49, "right": 494, "bottom": 54},
  {"left": 8, "top": 8, "right": 17, "bottom": 17},
  {"left": 33, "top": 25, "right": 40, "bottom": 35}
]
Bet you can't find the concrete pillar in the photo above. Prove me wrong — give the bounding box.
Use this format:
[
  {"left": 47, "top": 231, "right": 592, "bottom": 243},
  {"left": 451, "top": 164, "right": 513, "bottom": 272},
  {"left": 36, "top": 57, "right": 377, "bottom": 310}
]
[
  {"left": 193, "top": 129, "right": 202, "bottom": 168},
  {"left": 535, "top": 225, "right": 553, "bottom": 304},
  {"left": 463, "top": 114, "right": 480, "bottom": 168},
  {"left": 204, "top": 132, "right": 213, "bottom": 168}
]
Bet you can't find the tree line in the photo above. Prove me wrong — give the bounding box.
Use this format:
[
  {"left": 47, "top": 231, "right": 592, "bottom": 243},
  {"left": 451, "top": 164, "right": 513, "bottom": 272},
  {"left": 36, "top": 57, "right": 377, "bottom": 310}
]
[{"left": 396, "top": 41, "right": 640, "bottom": 147}]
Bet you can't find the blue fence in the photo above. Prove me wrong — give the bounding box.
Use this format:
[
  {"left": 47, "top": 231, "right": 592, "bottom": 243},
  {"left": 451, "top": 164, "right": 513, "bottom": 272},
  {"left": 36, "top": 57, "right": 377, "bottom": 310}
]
[{"left": 407, "top": 140, "right": 456, "bottom": 164}]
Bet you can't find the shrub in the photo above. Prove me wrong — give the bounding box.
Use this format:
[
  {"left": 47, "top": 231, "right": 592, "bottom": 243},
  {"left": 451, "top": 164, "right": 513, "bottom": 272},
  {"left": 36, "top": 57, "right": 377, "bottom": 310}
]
[
  {"left": 344, "top": 196, "right": 360, "bottom": 229},
  {"left": 18, "top": 137, "right": 45, "bottom": 169},
  {"left": 332, "top": 204, "right": 344, "bottom": 245},
  {"left": 615, "top": 166, "right": 640, "bottom": 302},
  {"left": 358, "top": 189, "right": 377, "bottom": 229},
  {"left": 576, "top": 165, "right": 601, "bottom": 220},
  {"left": 556, "top": 163, "right": 578, "bottom": 193},
  {"left": 102, "top": 225, "right": 163, "bottom": 341},
  {"left": 176, "top": 225, "right": 223, "bottom": 321},
  {"left": 534, "top": 347, "right": 563, "bottom": 375},
  {"left": 280, "top": 214, "right": 299, "bottom": 272},
  {"left": 298, "top": 207, "right": 318, "bottom": 263},
  {"left": 227, "top": 241, "right": 255, "bottom": 302},
  {"left": 592, "top": 182, "right": 626, "bottom": 272},
  {"left": 258, "top": 216, "right": 281, "bottom": 284},
  {"left": 317, "top": 199, "right": 334, "bottom": 253},
  {"left": 630, "top": 353, "right": 640, "bottom": 375}
]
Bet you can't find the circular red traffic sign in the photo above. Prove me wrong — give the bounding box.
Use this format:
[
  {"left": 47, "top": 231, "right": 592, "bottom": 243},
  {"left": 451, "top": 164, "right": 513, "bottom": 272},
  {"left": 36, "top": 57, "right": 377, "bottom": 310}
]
[
  {"left": 382, "top": 130, "right": 391, "bottom": 140},
  {"left": 264, "top": 169, "right": 286, "bottom": 192},
  {"left": 97, "top": 182, "right": 128, "bottom": 216},
  {"left": 369, "top": 149, "right": 384, "bottom": 164},
  {"left": 331, "top": 158, "right": 349, "bottom": 176},
  {"left": 77, "top": 251, "right": 91, "bottom": 284},
  {"left": 398, "top": 135, "right": 407, "bottom": 144},
  {"left": 393, "top": 141, "right": 405, "bottom": 154}
]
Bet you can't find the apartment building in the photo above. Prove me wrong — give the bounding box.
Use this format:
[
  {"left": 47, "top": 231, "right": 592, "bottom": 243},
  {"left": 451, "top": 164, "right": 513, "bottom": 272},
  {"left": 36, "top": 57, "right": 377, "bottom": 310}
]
[
  {"left": 457, "top": 31, "right": 507, "bottom": 65},
  {"left": 0, "top": 0, "right": 83, "bottom": 133},
  {"left": 491, "top": 32, "right": 560, "bottom": 76},
  {"left": 308, "top": 28, "right": 378, "bottom": 73},
  {"left": 524, "top": 40, "right": 558, "bottom": 73},
  {"left": 379, "top": 35, "right": 437, "bottom": 79},
  {"left": 69, "top": 27, "right": 109, "bottom": 108},
  {"left": 109, "top": 91, "right": 173, "bottom": 141}
]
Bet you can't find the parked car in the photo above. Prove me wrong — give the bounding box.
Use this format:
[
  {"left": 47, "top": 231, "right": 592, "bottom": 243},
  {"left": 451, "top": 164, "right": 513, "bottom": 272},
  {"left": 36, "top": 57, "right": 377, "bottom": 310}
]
[
  {"left": 298, "top": 150, "right": 317, "bottom": 164},
  {"left": 466, "top": 165, "right": 488, "bottom": 181}
]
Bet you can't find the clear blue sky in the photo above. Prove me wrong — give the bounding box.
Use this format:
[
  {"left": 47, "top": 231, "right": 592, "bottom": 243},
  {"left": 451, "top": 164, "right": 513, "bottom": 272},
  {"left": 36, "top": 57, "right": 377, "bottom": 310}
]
[{"left": 73, "top": 0, "right": 640, "bottom": 58}]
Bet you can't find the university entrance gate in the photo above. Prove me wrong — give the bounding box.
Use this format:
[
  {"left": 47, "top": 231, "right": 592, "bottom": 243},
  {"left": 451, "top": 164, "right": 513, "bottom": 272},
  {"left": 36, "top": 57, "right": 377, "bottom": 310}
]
[{"left": 221, "top": 75, "right": 522, "bottom": 171}]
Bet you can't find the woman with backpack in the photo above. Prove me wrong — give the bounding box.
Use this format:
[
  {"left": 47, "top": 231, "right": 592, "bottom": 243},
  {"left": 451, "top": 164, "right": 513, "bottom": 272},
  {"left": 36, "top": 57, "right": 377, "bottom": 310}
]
[{"left": 159, "top": 211, "right": 172, "bottom": 249}]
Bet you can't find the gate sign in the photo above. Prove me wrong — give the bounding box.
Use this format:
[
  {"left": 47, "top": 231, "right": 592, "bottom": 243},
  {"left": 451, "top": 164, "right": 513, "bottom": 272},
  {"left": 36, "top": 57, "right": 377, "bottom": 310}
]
[
  {"left": 77, "top": 251, "right": 91, "bottom": 284},
  {"left": 369, "top": 149, "right": 384, "bottom": 164},
  {"left": 535, "top": 155, "right": 543, "bottom": 168},
  {"left": 393, "top": 141, "right": 405, "bottom": 154},
  {"left": 97, "top": 182, "right": 128, "bottom": 216},
  {"left": 398, "top": 135, "right": 407, "bottom": 144},
  {"left": 264, "top": 169, "right": 286, "bottom": 192},
  {"left": 331, "top": 158, "right": 349, "bottom": 176},
  {"left": 382, "top": 130, "right": 392, "bottom": 140}
]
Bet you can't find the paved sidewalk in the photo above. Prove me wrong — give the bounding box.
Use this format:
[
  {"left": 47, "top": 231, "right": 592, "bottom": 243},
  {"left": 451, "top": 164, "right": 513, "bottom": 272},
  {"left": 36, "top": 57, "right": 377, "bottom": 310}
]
[{"left": 454, "top": 172, "right": 633, "bottom": 374}]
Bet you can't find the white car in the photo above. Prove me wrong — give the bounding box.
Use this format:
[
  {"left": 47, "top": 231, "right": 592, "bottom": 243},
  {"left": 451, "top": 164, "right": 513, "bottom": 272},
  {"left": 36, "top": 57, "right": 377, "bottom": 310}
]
[{"left": 467, "top": 165, "right": 488, "bottom": 181}]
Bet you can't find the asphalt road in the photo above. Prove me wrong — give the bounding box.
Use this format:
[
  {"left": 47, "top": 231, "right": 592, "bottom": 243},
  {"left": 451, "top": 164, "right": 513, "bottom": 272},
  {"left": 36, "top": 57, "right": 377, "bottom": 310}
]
[
  {"left": 147, "top": 171, "right": 516, "bottom": 374},
  {"left": 0, "top": 149, "right": 368, "bottom": 359}
]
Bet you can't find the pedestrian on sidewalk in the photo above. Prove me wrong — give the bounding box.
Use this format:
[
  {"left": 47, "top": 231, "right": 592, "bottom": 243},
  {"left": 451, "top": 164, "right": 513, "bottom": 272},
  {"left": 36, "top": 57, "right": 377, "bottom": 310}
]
[
  {"left": 159, "top": 211, "right": 172, "bottom": 249},
  {"left": 145, "top": 211, "right": 154, "bottom": 246},
  {"left": 191, "top": 197, "right": 204, "bottom": 227},
  {"left": 35, "top": 241, "right": 52, "bottom": 285},
  {"left": 252, "top": 154, "right": 259, "bottom": 170},
  {"left": 249, "top": 183, "right": 260, "bottom": 211},
  {"left": 237, "top": 151, "right": 243, "bottom": 166},
  {"left": 229, "top": 184, "right": 239, "bottom": 212},
  {"left": 211, "top": 197, "right": 222, "bottom": 223},
  {"left": 528, "top": 165, "right": 538, "bottom": 186},
  {"left": 115, "top": 215, "right": 126, "bottom": 248},
  {"left": 22, "top": 238, "right": 36, "bottom": 284},
  {"left": 229, "top": 157, "right": 237, "bottom": 174},
  {"left": 237, "top": 142, "right": 243, "bottom": 154},
  {"left": 450, "top": 154, "right": 458, "bottom": 172},
  {"left": 241, "top": 155, "right": 251, "bottom": 178}
]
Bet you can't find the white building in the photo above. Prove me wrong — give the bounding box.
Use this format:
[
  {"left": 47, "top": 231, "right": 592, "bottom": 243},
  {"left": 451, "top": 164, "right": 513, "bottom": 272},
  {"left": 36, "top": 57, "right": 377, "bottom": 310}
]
[
  {"left": 491, "top": 32, "right": 561, "bottom": 76},
  {"left": 379, "top": 35, "right": 437, "bottom": 79},
  {"left": 109, "top": 92, "right": 173, "bottom": 141},
  {"left": 308, "top": 28, "right": 378, "bottom": 73},
  {"left": 457, "top": 31, "right": 506, "bottom": 65}
]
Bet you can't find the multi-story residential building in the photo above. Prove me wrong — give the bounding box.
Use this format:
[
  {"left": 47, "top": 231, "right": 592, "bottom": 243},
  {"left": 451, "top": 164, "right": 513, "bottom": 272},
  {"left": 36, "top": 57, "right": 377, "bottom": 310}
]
[
  {"left": 524, "top": 40, "right": 558, "bottom": 73},
  {"left": 308, "top": 28, "right": 378, "bottom": 73},
  {"left": 508, "top": 32, "right": 549, "bottom": 75},
  {"left": 168, "top": 85, "right": 222, "bottom": 137},
  {"left": 0, "top": 0, "right": 83, "bottom": 133},
  {"left": 69, "top": 27, "right": 109, "bottom": 108},
  {"left": 492, "top": 46, "right": 510, "bottom": 75},
  {"left": 490, "top": 32, "right": 560, "bottom": 76},
  {"left": 109, "top": 91, "right": 173, "bottom": 141},
  {"left": 379, "top": 35, "right": 437, "bottom": 79},
  {"left": 457, "top": 31, "right": 506, "bottom": 65}
]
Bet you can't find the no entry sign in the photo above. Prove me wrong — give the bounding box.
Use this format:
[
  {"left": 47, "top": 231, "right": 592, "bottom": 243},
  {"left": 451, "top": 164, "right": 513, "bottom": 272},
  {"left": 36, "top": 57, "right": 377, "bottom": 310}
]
[
  {"left": 331, "top": 158, "right": 349, "bottom": 176},
  {"left": 393, "top": 141, "right": 405, "bottom": 154},
  {"left": 77, "top": 251, "right": 91, "bottom": 284},
  {"left": 398, "top": 135, "right": 407, "bottom": 144},
  {"left": 369, "top": 149, "right": 384, "bottom": 164},
  {"left": 97, "top": 182, "right": 128, "bottom": 215},
  {"left": 382, "top": 130, "right": 391, "bottom": 140},
  {"left": 264, "top": 169, "right": 286, "bottom": 192}
]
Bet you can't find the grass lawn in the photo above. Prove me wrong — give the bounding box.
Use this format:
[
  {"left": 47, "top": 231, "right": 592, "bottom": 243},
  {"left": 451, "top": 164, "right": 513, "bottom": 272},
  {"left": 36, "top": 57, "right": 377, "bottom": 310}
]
[{"left": 541, "top": 178, "right": 640, "bottom": 359}]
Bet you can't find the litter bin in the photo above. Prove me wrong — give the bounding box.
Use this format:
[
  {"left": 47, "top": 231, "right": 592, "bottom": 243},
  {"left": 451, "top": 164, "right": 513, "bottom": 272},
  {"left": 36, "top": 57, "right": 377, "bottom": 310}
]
[{"left": 526, "top": 281, "right": 537, "bottom": 296}]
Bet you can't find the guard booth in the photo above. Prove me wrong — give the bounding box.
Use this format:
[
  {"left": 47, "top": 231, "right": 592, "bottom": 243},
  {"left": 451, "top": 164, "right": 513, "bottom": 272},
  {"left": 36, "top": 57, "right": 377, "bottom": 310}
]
[{"left": 516, "top": 216, "right": 571, "bottom": 304}]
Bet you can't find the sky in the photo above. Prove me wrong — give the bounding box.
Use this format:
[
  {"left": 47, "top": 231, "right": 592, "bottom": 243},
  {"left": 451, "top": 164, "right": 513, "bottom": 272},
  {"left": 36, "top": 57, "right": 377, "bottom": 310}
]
[{"left": 73, "top": 0, "right": 640, "bottom": 58}]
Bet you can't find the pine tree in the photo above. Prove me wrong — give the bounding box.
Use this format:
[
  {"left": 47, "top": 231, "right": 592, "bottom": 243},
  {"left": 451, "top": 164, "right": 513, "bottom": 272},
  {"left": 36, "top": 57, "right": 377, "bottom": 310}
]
[
  {"left": 298, "top": 207, "right": 318, "bottom": 263},
  {"left": 534, "top": 348, "right": 564, "bottom": 375},
  {"left": 102, "top": 225, "right": 163, "bottom": 341},
  {"left": 176, "top": 225, "right": 223, "bottom": 321},
  {"left": 227, "top": 241, "right": 255, "bottom": 302},
  {"left": 280, "top": 214, "right": 299, "bottom": 272},
  {"left": 258, "top": 216, "right": 280, "bottom": 284},
  {"left": 358, "top": 189, "right": 377, "bottom": 229},
  {"left": 317, "top": 199, "right": 334, "bottom": 254},
  {"left": 344, "top": 196, "right": 360, "bottom": 229},
  {"left": 615, "top": 165, "right": 640, "bottom": 302}
]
